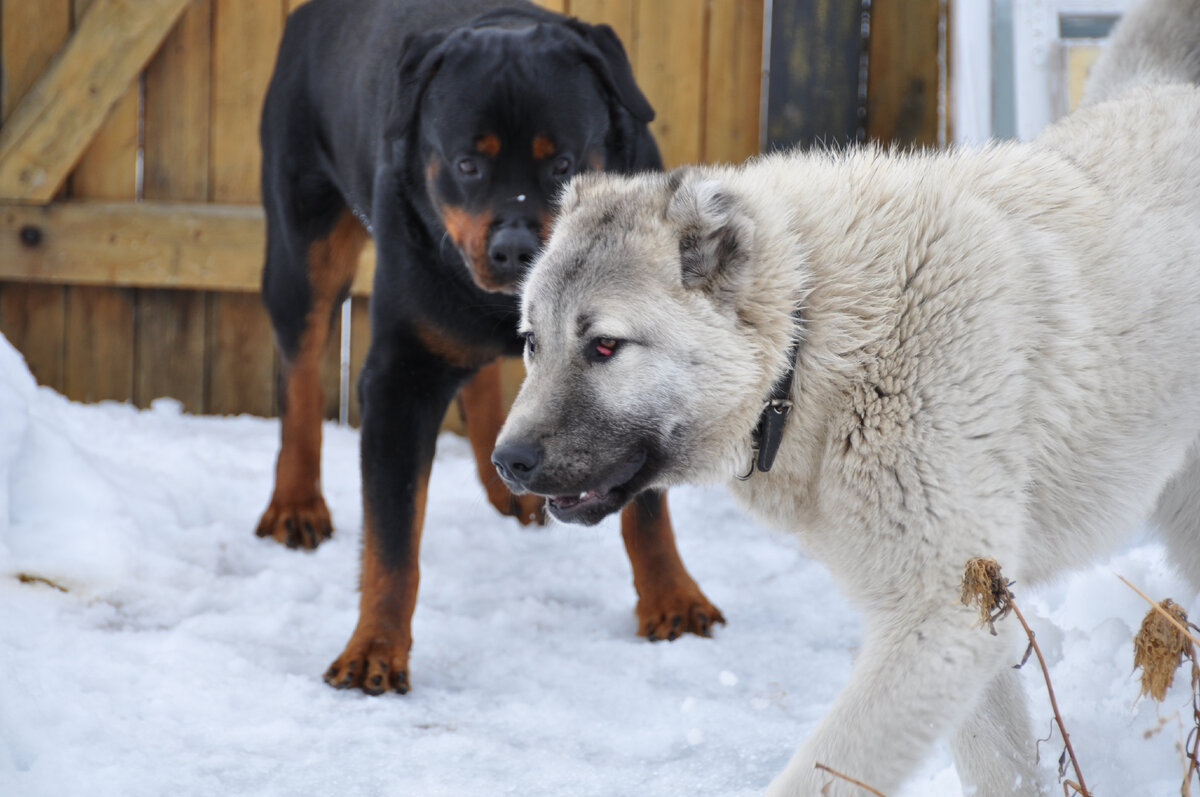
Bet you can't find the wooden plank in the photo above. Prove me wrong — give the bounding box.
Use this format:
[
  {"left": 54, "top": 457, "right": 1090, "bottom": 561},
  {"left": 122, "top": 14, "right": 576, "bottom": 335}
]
[
  {"left": 62, "top": 285, "right": 134, "bottom": 402},
  {"left": 71, "top": 0, "right": 139, "bottom": 200},
  {"left": 205, "top": 291, "right": 277, "bottom": 417},
  {"left": 0, "top": 200, "right": 379, "bottom": 294},
  {"left": 63, "top": 0, "right": 138, "bottom": 406},
  {"left": 0, "top": 0, "right": 71, "bottom": 119},
  {"left": 765, "top": 0, "right": 863, "bottom": 149},
  {"left": 137, "top": 0, "right": 213, "bottom": 412},
  {"left": 0, "top": 0, "right": 192, "bottom": 202},
  {"left": 705, "top": 0, "right": 763, "bottom": 164},
  {"left": 0, "top": 283, "right": 65, "bottom": 388},
  {"left": 68, "top": 86, "right": 139, "bottom": 198},
  {"left": 569, "top": 0, "right": 637, "bottom": 72},
  {"left": 210, "top": 0, "right": 282, "bottom": 205},
  {"left": 208, "top": 0, "right": 287, "bottom": 417},
  {"left": 0, "top": 0, "right": 71, "bottom": 392},
  {"left": 135, "top": 288, "right": 207, "bottom": 412},
  {"left": 534, "top": 0, "right": 569, "bottom": 14},
  {"left": 0, "top": 201, "right": 264, "bottom": 290},
  {"left": 634, "top": 0, "right": 707, "bottom": 168},
  {"left": 866, "top": 0, "right": 941, "bottom": 147},
  {"left": 143, "top": 0, "right": 212, "bottom": 202}
]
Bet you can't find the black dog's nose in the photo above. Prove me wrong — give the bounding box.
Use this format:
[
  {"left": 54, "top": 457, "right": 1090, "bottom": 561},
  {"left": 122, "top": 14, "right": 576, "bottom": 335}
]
[
  {"left": 492, "top": 442, "right": 542, "bottom": 486},
  {"left": 488, "top": 225, "right": 538, "bottom": 274}
]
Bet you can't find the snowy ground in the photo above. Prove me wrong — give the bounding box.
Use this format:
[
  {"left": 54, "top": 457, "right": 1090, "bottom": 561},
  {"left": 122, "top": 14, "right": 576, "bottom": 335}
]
[{"left": 0, "top": 333, "right": 1194, "bottom": 797}]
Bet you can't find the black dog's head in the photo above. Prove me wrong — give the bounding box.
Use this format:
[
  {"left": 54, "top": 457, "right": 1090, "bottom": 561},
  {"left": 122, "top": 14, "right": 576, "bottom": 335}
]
[{"left": 388, "top": 10, "right": 659, "bottom": 295}]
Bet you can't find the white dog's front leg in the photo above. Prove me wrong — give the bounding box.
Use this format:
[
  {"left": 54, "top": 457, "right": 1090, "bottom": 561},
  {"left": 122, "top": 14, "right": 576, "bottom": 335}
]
[
  {"left": 766, "top": 601, "right": 1038, "bottom": 797},
  {"left": 950, "top": 666, "right": 1045, "bottom": 795}
]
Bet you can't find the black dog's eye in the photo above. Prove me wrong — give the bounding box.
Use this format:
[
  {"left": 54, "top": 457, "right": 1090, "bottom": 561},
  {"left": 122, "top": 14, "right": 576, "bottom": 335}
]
[
  {"left": 551, "top": 156, "right": 572, "bottom": 176},
  {"left": 457, "top": 158, "right": 480, "bottom": 177},
  {"left": 587, "top": 337, "right": 618, "bottom": 362}
]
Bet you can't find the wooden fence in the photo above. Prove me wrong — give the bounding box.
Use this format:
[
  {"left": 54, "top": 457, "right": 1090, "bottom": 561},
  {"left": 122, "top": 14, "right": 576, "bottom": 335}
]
[{"left": 0, "top": 0, "right": 940, "bottom": 424}]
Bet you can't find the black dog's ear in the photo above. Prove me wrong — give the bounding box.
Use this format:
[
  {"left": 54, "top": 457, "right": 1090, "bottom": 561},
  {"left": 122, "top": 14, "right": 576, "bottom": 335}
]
[
  {"left": 384, "top": 30, "right": 448, "bottom": 141},
  {"left": 565, "top": 20, "right": 655, "bottom": 123},
  {"left": 666, "top": 169, "right": 753, "bottom": 289}
]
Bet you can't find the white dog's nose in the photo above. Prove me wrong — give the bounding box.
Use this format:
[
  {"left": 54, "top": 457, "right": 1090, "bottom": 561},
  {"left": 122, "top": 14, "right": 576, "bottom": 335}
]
[{"left": 491, "top": 441, "right": 542, "bottom": 487}]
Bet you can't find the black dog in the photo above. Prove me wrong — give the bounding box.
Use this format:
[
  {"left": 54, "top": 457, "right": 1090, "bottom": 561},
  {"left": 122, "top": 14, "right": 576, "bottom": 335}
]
[{"left": 256, "top": 0, "right": 723, "bottom": 695}]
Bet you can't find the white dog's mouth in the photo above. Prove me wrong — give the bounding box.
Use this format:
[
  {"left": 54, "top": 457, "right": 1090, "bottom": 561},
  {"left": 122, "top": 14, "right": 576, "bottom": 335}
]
[{"left": 542, "top": 450, "right": 648, "bottom": 525}]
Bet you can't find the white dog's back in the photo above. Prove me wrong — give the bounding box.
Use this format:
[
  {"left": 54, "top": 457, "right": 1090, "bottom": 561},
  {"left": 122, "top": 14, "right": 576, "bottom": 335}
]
[{"left": 1082, "top": 0, "right": 1200, "bottom": 105}]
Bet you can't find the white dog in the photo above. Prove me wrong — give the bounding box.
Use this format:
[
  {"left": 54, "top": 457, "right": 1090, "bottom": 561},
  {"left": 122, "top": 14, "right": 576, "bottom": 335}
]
[{"left": 493, "top": 0, "right": 1200, "bottom": 793}]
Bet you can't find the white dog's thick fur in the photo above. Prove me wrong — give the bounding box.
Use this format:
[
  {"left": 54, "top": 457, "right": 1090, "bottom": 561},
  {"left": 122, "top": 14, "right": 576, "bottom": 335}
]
[{"left": 495, "top": 1, "right": 1200, "bottom": 793}]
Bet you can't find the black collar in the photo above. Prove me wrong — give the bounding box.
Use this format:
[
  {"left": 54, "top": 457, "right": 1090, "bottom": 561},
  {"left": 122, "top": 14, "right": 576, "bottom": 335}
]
[{"left": 737, "top": 311, "right": 803, "bottom": 480}]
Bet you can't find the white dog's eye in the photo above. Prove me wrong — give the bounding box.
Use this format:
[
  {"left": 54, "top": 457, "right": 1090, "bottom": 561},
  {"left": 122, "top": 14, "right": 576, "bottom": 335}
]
[
  {"left": 587, "top": 337, "right": 619, "bottom": 362},
  {"left": 523, "top": 332, "right": 536, "bottom": 356}
]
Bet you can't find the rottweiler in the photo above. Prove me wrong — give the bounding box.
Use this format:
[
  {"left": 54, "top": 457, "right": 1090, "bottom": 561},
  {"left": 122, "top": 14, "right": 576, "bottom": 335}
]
[{"left": 255, "top": 0, "right": 724, "bottom": 695}]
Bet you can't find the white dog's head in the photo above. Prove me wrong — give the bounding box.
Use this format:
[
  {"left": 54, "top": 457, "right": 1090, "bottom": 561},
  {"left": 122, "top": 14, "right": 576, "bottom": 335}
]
[{"left": 492, "top": 168, "right": 793, "bottom": 524}]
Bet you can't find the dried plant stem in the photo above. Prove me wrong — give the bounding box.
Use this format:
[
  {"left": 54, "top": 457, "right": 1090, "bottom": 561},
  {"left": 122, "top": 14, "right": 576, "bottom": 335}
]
[
  {"left": 1006, "top": 600, "right": 1091, "bottom": 797},
  {"left": 813, "top": 762, "right": 887, "bottom": 796},
  {"left": 1188, "top": 660, "right": 1200, "bottom": 796},
  {"left": 1116, "top": 573, "right": 1200, "bottom": 649}
]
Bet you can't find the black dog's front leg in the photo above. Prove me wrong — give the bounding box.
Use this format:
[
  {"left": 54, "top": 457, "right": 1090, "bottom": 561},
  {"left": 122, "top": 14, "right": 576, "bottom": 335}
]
[{"left": 323, "top": 336, "right": 464, "bottom": 694}]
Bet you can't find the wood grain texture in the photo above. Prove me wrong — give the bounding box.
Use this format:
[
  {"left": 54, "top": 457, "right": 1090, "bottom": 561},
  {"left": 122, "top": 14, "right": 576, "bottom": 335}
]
[
  {"left": 866, "top": 0, "right": 942, "bottom": 147},
  {"left": 0, "top": 200, "right": 378, "bottom": 295},
  {"left": 63, "top": 0, "right": 137, "bottom": 405},
  {"left": 135, "top": 288, "right": 207, "bottom": 412},
  {"left": 634, "top": 0, "right": 707, "bottom": 168},
  {"left": 0, "top": 0, "right": 191, "bottom": 201},
  {"left": 138, "top": 0, "right": 213, "bottom": 412},
  {"left": 568, "top": 0, "right": 636, "bottom": 63},
  {"left": 209, "top": 0, "right": 281, "bottom": 205},
  {"left": 705, "top": 0, "right": 764, "bottom": 164},
  {"left": 70, "top": 0, "right": 139, "bottom": 201},
  {"left": 0, "top": 201, "right": 264, "bottom": 289},
  {"left": 63, "top": 284, "right": 134, "bottom": 403},
  {"left": 205, "top": 290, "right": 277, "bottom": 417},
  {"left": 0, "top": 0, "right": 70, "bottom": 392},
  {"left": 0, "top": 282, "right": 65, "bottom": 388}
]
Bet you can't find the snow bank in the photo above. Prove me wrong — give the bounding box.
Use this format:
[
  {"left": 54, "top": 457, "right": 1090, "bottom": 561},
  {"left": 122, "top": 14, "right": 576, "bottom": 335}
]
[{"left": 0, "top": 333, "right": 1192, "bottom": 796}]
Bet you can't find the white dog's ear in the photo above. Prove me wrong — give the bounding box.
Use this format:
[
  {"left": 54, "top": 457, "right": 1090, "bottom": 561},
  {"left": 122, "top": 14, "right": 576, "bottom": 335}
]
[{"left": 666, "top": 171, "right": 753, "bottom": 289}]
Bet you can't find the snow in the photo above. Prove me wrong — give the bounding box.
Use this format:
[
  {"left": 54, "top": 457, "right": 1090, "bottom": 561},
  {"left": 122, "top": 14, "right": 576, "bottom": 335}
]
[{"left": 0, "top": 332, "right": 1193, "bottom": 797}]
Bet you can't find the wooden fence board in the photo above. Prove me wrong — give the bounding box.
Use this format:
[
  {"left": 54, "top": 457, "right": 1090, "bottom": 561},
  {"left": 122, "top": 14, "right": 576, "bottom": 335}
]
[
  {"left": 62, "top": 0, "right": 138, "bottom": 406},
  {"left": 1, "top": 0, "right": 72, "bottom": 119},
  {"left": 135, "top": 288, "right": 208, "bottom": 412},
  {"left": 0, "top": 0, "right": 191, "bottom": 202},
  {"left": 210, "top": 0, "right": 280, "bottom": 205},
  {"left": 0, "top": 283, "right": 65, "bottom": 388},
  {"left": 634, "top": 0, "right": 707, "bottom": 168},
  {"left": 568, "top": 0, "right": 636, "bottom": 63},
  {"left": 144, "top": 0, "right": 212, "bottom": 203},
  {"left": 206, "top": 291, "right": 277, "bottom": 416},
  {"left": 138, "top": 0, "right": 214, "bottom": 412},
  {"left": 866, "top": 0, "right": 941, "bottom": 146},
  {"left": 208, "top": 0, "right": 286, "bottom": 416},
  {"left": 765, "top": 0, "right": 864, "bottom": 149},
  {"left": 706, "top": 0, "right": 763, "bottom": 164},
  {"left": 0, "top": 201, "right": 264, "bottom": 289},
  {"left": 0, "top": 0, "right": 71, "bottom": 392},
  {"left": 63, "top": 284, "right": 134, "bottom": 402}
]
